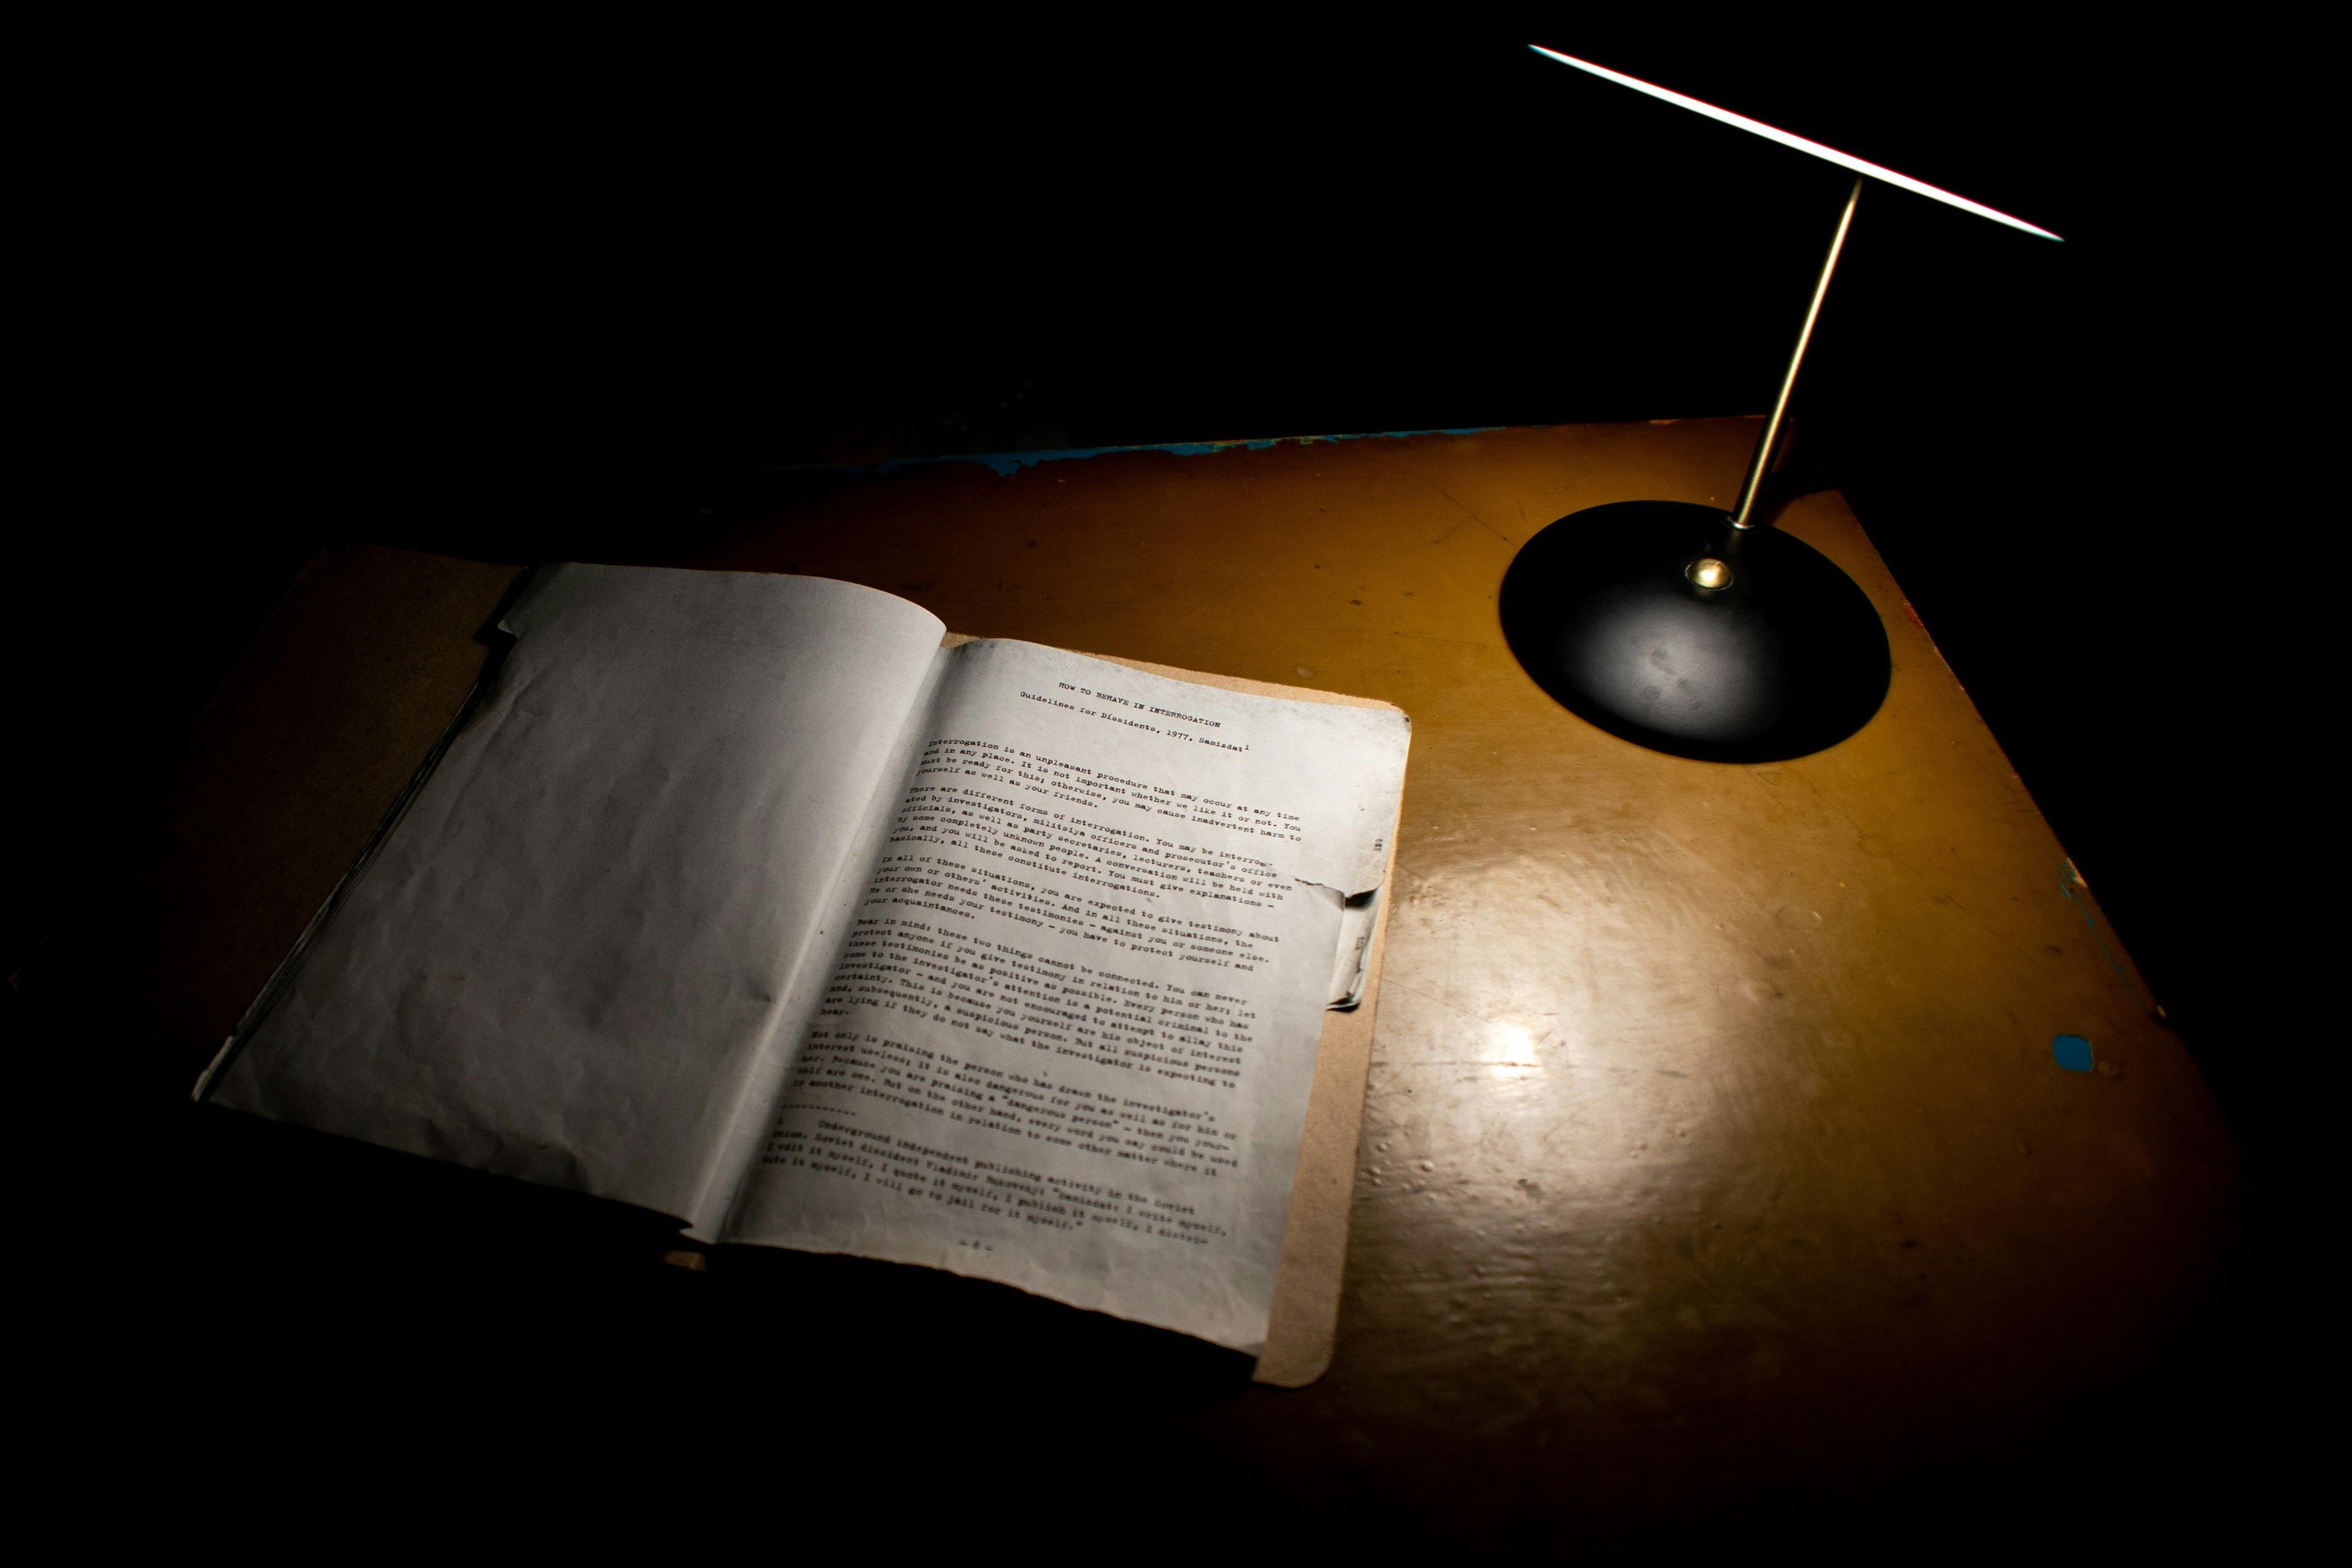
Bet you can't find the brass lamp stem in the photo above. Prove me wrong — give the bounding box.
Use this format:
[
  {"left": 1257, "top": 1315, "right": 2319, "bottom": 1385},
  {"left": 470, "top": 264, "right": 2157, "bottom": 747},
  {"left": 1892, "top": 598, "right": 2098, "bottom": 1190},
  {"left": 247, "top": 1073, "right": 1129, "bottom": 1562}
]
[{"left": 1730, "top": 173, "right": 1864, "bottom": 530}]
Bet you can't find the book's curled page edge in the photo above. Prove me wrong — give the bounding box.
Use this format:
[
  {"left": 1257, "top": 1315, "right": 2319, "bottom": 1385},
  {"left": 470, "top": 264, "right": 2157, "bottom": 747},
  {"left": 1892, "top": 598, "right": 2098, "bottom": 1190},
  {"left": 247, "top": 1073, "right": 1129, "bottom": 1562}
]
[
  {"left": 944, "top": 636, "right": 1404, "bottom": 1388},
  {"left": 682, "top": 647, "right": 957, "bottom": 1241},
  {"left": 194, "top": 568, "right": 537, "bottom": 1103}
]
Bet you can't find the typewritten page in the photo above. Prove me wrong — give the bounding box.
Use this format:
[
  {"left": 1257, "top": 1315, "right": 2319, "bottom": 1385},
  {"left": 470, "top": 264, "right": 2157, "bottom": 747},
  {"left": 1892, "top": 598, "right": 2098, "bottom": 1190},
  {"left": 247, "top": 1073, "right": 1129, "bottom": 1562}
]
[
  {"left": 207, "top": 565, "right": 948, "bottom": 1221},
  {"left": 725, "top": 638, "right": 1411, "bottom": 1352}
]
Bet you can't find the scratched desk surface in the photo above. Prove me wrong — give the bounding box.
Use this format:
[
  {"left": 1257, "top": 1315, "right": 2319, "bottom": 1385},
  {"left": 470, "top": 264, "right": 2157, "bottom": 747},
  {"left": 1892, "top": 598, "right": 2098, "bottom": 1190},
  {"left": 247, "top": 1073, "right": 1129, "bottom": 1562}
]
[{"left": 135, "top": 418, "right": 2239, "bottom": 1540}]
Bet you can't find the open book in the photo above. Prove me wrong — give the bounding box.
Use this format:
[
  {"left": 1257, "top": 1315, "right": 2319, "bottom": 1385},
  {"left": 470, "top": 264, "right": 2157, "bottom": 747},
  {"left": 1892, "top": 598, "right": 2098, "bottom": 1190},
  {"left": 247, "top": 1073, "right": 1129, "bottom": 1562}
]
[{"left": 199, "top": 564, "right": 1409, "bottom": 1368}]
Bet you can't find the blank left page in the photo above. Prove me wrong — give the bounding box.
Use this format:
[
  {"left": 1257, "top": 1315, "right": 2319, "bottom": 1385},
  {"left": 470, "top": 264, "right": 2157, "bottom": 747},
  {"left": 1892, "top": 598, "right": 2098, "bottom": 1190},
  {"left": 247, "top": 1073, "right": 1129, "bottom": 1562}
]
[{"left": 205, "top": 564, "right": 948, "bottom": 1224}]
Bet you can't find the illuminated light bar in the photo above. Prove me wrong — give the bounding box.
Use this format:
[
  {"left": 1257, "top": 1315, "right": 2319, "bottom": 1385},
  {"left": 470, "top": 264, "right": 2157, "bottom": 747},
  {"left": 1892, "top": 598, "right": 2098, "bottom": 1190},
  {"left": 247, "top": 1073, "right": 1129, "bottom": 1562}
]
[{"left": 1528, "top": 44, "right": 2063, "bottom": 242}]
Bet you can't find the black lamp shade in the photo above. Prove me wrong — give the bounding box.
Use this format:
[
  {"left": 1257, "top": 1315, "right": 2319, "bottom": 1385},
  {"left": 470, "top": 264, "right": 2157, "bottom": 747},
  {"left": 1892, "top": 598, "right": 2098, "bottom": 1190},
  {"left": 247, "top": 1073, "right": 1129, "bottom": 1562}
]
[{"left": 1499, "top": 500, "right": 1891, "bottom": 762}]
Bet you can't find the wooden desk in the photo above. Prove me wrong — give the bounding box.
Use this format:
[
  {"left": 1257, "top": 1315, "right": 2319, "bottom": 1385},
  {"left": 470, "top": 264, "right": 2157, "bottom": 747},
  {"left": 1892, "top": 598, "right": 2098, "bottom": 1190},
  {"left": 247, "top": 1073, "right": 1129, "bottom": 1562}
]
[{"left": 129, "top": 418, "right": 2241, "bottom": 1541}]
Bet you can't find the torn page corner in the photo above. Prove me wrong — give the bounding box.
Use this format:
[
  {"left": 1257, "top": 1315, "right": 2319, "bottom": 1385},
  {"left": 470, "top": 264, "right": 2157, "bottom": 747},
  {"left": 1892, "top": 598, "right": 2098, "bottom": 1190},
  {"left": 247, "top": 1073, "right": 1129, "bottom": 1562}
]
[{"left": 1324, "top": 886, "right": 1381, "bottom": 1010}]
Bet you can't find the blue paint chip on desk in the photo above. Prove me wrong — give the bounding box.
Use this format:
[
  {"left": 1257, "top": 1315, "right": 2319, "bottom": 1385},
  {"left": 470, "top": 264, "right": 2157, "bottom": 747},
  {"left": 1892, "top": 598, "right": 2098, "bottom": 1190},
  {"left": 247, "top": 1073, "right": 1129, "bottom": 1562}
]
[{"left": 2052, "top": 1034, "right": 2095, "bottom": 1072}]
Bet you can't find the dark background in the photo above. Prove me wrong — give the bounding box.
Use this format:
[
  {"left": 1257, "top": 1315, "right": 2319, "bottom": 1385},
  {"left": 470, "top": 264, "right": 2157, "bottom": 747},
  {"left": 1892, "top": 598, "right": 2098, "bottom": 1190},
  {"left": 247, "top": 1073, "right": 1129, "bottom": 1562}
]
[
  {"left": 27, "top": 17, "right": 2307, "bottom": 1162},
  {"left": 15, "top": 14, "right": 2315, "bottom": 1542}
]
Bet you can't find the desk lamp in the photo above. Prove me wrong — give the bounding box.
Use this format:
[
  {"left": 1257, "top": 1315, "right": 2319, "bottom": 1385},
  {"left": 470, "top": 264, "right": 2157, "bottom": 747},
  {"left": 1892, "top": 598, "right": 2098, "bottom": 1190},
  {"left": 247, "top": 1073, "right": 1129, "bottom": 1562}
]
[{"left": 1500, "top": 46, "right": 2062, "bottom": 761}]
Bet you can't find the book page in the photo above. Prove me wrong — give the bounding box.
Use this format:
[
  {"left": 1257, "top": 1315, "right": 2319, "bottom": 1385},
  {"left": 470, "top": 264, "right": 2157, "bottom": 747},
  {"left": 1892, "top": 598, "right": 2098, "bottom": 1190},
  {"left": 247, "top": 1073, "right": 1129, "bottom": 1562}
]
[
  {"left": 724, "top": 638, "right": 1411, "bottom": 1353},
  {"left": 204, "top": 564, "right": 948, "bottom": 1224}
]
